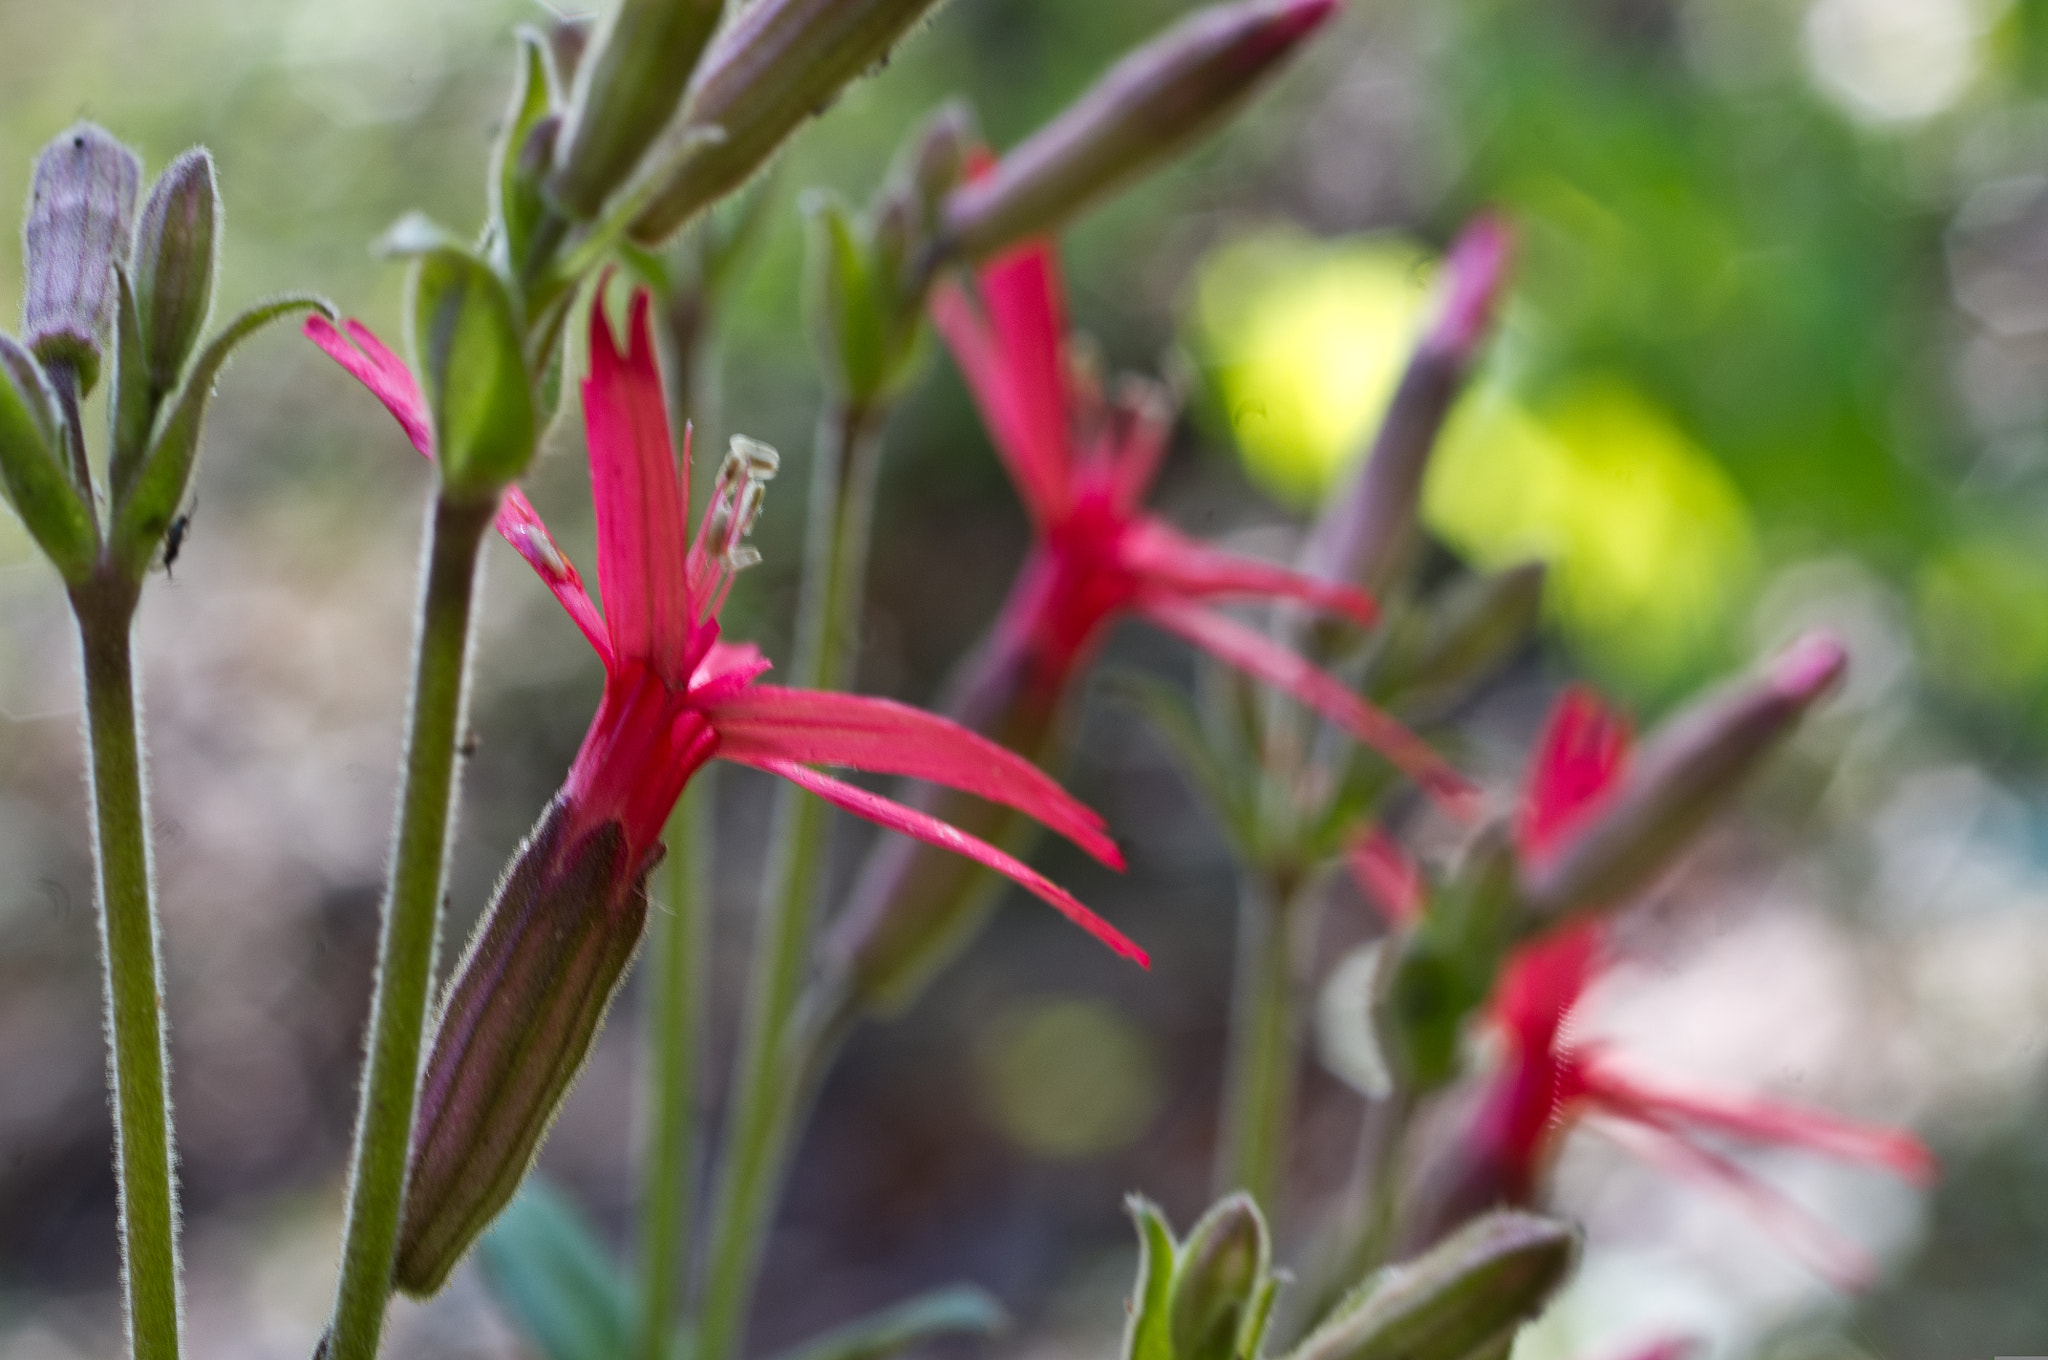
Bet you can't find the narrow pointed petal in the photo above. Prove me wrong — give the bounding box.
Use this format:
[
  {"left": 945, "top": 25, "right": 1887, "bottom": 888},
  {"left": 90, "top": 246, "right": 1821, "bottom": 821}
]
[
  {"left": 727, "top": 753, "right": 1148, "bottom": 967},
  {"left": 707, "top": 685, "right": 1123, "bottom": 867},
  {"left": 1520, "top": 688, "right": 1630, "bottom": 861},
  {"left": 1492, "top": 923, "right": 1601, "bottom": 1051},
  {"left": 688, "top": 641, "right": 774, "bottom": 705},
  {"left": 583, "top": 291, "right": 696, "bottom": 676},
  {"left": 1590, "top": 1115, "right": 1879, "bottom": 1290},
  {"left": 979, "top": 244, "right": 1074, "bottom": 487},
  {"left": 1139, "top": 597, "right": 1479, "bottom": 818},
  {"left": 307, "top": 314, "right": 616, "bottom": 662},
  {"left": 306, "top": 314, "right": 434, "bottom": 456},
  {"left": 1346, "top": 826, "right": 1423, "bottom": 927},
  {"left": 1580, "top": 1064, "right": 1935, "bottom": 1183},
  {"left": 931, "top": 277, "right": 1068, "bottom": 523},
  {"left": 1124, "top": 520, "right": 1378, "bottom": 628}
]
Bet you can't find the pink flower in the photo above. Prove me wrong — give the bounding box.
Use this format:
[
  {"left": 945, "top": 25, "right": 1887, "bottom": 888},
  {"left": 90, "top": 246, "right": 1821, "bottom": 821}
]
[
  {"left": 305, "top": 295, "right": 1141, "bottom": 963},
  {"left": 1355, "top": 689, "right": 1932, "bottom": 1282},
  {"left": 930, "top": 241, "right": 1474, "bottom": 814}
]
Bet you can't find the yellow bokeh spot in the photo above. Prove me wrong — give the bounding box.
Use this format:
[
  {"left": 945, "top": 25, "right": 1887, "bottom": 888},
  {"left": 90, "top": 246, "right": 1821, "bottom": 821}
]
[
  {"left": 1196, "top": 232, "right": 1436, "bottom": 507},
  {"left": 1425, "top": 379, "right": 1756, "bottom": 686},
  {"left": 971, "top": 997, "right": 1162, "bottom": 1160}
]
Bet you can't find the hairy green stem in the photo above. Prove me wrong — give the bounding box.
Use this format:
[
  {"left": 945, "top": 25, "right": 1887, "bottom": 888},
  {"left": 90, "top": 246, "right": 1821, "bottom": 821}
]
[
  {"left": 1216, "top": 868, "right": 1312, "bottom": 1221},
  {"left": 696, "top": 399, "right": 884, "bottom": 1360},
  {"left": 72, "top": 576, "right": 182, "bottom": 1360},
  {"left": 326, "top": 496, "right": 493, "bottom": 1360},
  {"left": 638, "top": 774, "right": 715, "bottom": 1360}
]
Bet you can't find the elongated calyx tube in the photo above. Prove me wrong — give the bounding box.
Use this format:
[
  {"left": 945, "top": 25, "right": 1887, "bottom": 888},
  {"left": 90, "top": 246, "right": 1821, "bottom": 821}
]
[
  {"left": 940, "top": 0, "right": 1339, "bottom": 263},
  {"left": 394, "top": 800, "right": 663, "bottom": 1295},
  {"left": 1517, "top": 633, "right": 1846, "bottom": 923},
  {"left": 22, "top": 123, "right": 141, "bottom": 394},
  {"left": 549, "top": 0, "right": 723, "bottom": 220},
  {"left": 629, "top": 0, "right": 951, "bottom": 243},
  {"left": 1295, "top": 215, "right": 1511, "bottom": 596}
]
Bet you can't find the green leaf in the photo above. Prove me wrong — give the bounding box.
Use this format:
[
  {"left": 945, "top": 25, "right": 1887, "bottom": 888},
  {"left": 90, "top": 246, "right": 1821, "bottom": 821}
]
[
  {"left": 409, "top": 247, "right": 537, "bottom": 500},
  {"left": 109, "top": 294, "right": 330, "bottom": 581},
  {"left": 803, "top": 193, "right": 889, "bottom": 402},
  {"left": 763, "top": 1285, "right": 1009, "bottom": 1360},
  {"left": 1123, "top": 1197, "right": 1180, "bottom": 1360},
  {"left": 474, "top": 1179, "right": 634, "bottom": 1360},
  {"left": 0, "top": 332, "right": 96, "bottom": 581},
  {"left": 495, "top": 30, "right": 561, "bottom": 275},
  {"left": 108, "top": 268, "right": 156, "bottom": 501}
]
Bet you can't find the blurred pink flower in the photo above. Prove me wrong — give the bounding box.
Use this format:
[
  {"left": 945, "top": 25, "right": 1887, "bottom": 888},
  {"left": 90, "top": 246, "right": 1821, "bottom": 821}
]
[
  {"left": 305, "top": 294, "right": 1143, "bottom": 965},
  {"left": 931, "top": 240, "right": 1474, "bottom": 813}
]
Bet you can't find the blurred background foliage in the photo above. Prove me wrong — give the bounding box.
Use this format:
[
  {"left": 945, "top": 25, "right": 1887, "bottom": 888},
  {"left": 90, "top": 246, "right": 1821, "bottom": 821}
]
[{"left": 1, "top": 1, "right": 2046, "bottom": 1359}]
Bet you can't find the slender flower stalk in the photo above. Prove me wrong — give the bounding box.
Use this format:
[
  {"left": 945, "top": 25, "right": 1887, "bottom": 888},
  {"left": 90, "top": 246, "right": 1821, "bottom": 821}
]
[{"left": 307, "top": 292, "right": 1138, "bottom": 1297}]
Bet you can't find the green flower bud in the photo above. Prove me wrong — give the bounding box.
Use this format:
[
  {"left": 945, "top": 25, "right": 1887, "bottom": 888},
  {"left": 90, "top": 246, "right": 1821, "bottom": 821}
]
[
  {"left": 941, "top": 0, "right": 1336, "bottom": 263},
  {"left": 130, "top": 150, "right": 219, "bottom": 395},
  {"left": 396, "top": 800, "right": 654, "bottom": 1296},
  {"left": 550, "top": 0, "right": 723, "bottom": 221},
  {"left": 1288, "top": 1212, "right": 1577, "bottom": 1360},
  {"left": 0, "top": 333, "right": 96, "bottom": 580},
  {"left": 629, "top": 0, "right": 950, "bottom": 243},
  {"left": 1376, "top": 831, "right": 1517, "bottom": 1093},
  {"left": 1169, "top": 1195, "right": 1273, "bottom": 1360},
  {"left": 1517, "top": 633, "right": 1846, "bottom": 925},
  {"left": 1379, "top": 563, "right": 1546, "bottom": 716},
  {"left": 21, "top": 123, "right": 142, "bottom": 394},
  {"left": 409, "top": 248, "right": 538, "bottom": 502}
]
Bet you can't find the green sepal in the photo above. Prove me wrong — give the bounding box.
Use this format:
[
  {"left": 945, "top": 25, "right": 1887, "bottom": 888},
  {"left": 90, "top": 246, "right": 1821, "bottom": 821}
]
[
  {"left": 803, "top": 193, "right": 893, "bottom": 403},
  {"left": 0, "top": 332, "right": 97, "bottom": 581},
  {"left": 1123, "top": 1197, "right": 1181, "bottom": 1360},
  {"left": 408, "top": 247, "right": 538, "bottom": 502},
  {"left": 108, "top": 268, "right": 155, "bottom": 501},
  {"left": 1373, "top": 830, "right": 1520, "bottom": 1093},
  {"left": 109, "top": 293, "right": 331, "bottom": 581},
  {"left": 475, "top": 1178, "right": 635, "bottom": 1360},
  {"left": 1167, "top": 1194, "right": 1273, "bottom": 1360},
  {"left": 764, "top": 1286, "right": 1008, "bottom": 1360},
  {"left": 494, "top": 30, "right": 563, "bottom": 278},
  {"left": 1285, "top": 1212, "right": 1577, "bottom": 1360}
]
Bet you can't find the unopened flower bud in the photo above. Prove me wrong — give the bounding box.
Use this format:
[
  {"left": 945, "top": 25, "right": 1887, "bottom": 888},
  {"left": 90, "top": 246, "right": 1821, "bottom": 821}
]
[
  {"left": 1169, "top": 1195, "right": 1272, "bottom": 1360},
  {"left": 630, "top": 0, "right": 950, "bottom": 243},
  {"left": 550, "top": 0, "right": 723, "bottom": 220},
  {"left": 1287, "top": 1212, "right": 1576, "bottom": 1360},
  {"left": 395, "top": 800, "right": 656, "bottom": 1296},
  {"left": 1296, "top": 216, "right": 1512, "bottom": 595},
  {"left": 940, "top": 0, "right": 1338, "bottom": 263},
  {"left": 1380, "top": 562, "right": 1545, "bottom": 714},
  {"left": 0, "top": 333, "right": 96, "bottom": 581},
  {"left": 1376, "top": 830, "right": 1517, "bottom": 1093},
  {"left": 130, "top": 149, "right": 219, "bottom": 394},
  {"left": 409, "top": 248, "right": 538, "bottom": 502},
  {"left": 1517, "top": 633, "right": 1847, "bottom": 924},
  {"left": 910, "top": 102, "right": 974, "bottom": 218},
  {"left": 21, "top": 124, "right": 142, "bottom": 394}
]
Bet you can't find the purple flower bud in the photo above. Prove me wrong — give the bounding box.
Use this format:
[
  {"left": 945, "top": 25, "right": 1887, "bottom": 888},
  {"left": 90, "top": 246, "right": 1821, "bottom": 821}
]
[
  {"left": 22, "top": 123, "right": 141, "bottom": 395},
  {"left": 550, "top": 0, "right": 723, "bottom": 220},
  {"left": 1295, "top": 216, "right": 1513, "bottom": 595},
  {"left": 939, "top": 0, "right": 1339, "bottom": 264},
  {"left": 394, "top": 800, "right": 656, "bottom": 1295},
  {"left": 1517, "top": 633, "right": 1847, "bottom": 923}
]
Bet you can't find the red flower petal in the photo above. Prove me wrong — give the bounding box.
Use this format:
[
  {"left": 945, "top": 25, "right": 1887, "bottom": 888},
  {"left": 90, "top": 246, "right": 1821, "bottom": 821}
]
[
  {"left": 1520, "top": 687, "right": 1631, "bottom": 861},
  {"left": 1345, "top": 826, "right": 1423, "bottom": 927},
  {"left": 583, "top": 292, "right": 699, "bottom": 680},
  {"left": 728, "top": 754, "right": 1147, "bottom": 967},
  {"left": 708, "top": 685, "right": 1123, "bottom": 869},
  {"left": 1122, "top": 520, "right": 1378, "bottom": 629},
  {"left": 1137, "top": 597, "right": 1479, "bottom": 819}
]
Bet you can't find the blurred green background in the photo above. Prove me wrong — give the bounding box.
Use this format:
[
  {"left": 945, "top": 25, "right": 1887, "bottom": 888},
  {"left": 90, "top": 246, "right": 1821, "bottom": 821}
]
[{"left": 1, "top": 1, "right": 2045, "bottom": 1358}]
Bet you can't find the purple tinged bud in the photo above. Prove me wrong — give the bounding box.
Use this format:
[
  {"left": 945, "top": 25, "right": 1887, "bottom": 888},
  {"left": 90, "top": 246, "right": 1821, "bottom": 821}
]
[
  {"left": 1290, "top": 1212, "right": 1577, "bottom": 1360},
  {"left": 629, "top": 0, "right": 953, "bottom": 243},
  {"left": 1517, "top": 633, "right": 1847, "bottom": 924},
  {"left": 21, "top": 123, "right": 142, "bottom": 395},
  {"left": 939, "top": 0, "right": 1339, "bottom": 264},
  {"left": 130, "top": 149, "right": 219, "bottom": 393},
  {"left": 550, "top": 0, "right": 723, "bottom": 220},
  {"left": 1296, "top": 215, "right": 1513, "bottom": 595},
  {"left": 394, "top": 799, "right": 656, "bottom": 1296}
]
